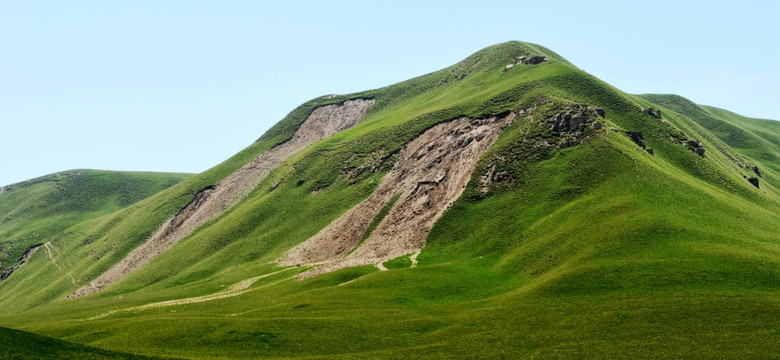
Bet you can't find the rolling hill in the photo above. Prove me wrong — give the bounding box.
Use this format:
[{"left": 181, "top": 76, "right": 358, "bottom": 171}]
[
  {"left": 0, "top": 41, "right": 778, "bottom": 359},
  {"left": 0, "top": 170, "right": 191, "bottom": 282}
]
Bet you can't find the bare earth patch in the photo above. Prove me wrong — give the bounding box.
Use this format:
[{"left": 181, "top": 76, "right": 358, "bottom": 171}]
[
  {"left": 67, "top": 99, "right": 374, "bottom": 299},
  {"left": 279, "top": 112, "right": 516, "bottom": 278}
]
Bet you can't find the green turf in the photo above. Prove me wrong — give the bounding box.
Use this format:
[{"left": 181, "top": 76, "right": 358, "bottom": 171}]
[
  {"left": 0, "top": 41, "right": 777, "bottom": 358},
  {"left": 0, "top": 325, "right": 165, "bottom": 359},
  {"left": 0, "top": 170, "right": 191, "bottom": 275}
]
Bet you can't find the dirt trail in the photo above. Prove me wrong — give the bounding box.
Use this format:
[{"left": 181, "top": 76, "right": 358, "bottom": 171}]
[
  {"left": 68, "top": 99, "right": 375, "bottom": 300},
  {"left": 410, "top": 250, "right": 421, "bottom": 268},
  {"left": 280, "top": 113, "right": 516, "bottom": 278},
  {"left": 375, "top": 262, "right": 388, "bottom": 271},
  {"left": 43, "top": 242, "right": 78, "bottom": 286},
  {"left": 86, "top": 268, "right": 294, "bottom": 321}
]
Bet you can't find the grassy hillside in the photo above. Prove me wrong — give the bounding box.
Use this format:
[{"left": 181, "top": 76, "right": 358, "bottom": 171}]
[
  {"left": 0, "top": 41, "right": 777, "bottom": 358},
  {"left": 0, "top": 170, "right": 191, "bottom": 276},
  {"left": 0, "top": 326, "right": 162, "bottom": 359}
]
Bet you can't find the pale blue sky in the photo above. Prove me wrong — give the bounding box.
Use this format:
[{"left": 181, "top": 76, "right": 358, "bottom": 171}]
[{"left": 1, "top": 1, "right": 778, "bottom": 186}]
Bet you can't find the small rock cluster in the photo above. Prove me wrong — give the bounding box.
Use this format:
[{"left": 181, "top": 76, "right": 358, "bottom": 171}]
[
  {"left": 625, "top": 131, "right": 655, "bottom": 155},
  {"left": 505, "top": 55, "right": 549, "bottom": 71},
  {"left": 747, "top": 177, "right": 760, "bottom": 189},
  {"left": 643, "top": 107, "right": 662, "bottom": 119},
  {"left": 664, "top": 134, "right": 706, "bottom": 158},
  {"left": 524, "top": 55, "right": 549, "bottom": 65},
  {"left": 684, "top": 139, "right": 705, "bottom": 157},
  {"left": 751, "top": 165, "right": 761, "bottom": 178},
  {"left": 478, "top": 104, "right": 605, "bottom": 194},
  {"left": 738, "top": 164, "right": 762, "bottom": 189},
  {"left": 542, "top": 104, "right": 606, "bottom": 149}
]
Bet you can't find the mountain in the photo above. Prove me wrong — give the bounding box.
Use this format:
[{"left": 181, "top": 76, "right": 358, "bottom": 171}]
[
  {"left": 0, "top": 41, "right": 778, "bottom": 359},
  {"left": 0, "top": 170, "right": 191, "bottom": 282}
]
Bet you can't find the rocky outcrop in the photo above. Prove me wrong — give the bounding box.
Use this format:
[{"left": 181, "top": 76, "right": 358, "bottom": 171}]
[
  {"left": 669, "top": 131, "right": 707, "bottom": 158},
  {"left": 502, "top": 103, "right": 606, "bottom": 155},
  {"left": 686, "top": 139, "right": 705, "bottom": 157},
  {"left": 0, "top": 244, "right": 42, "bottom": 280},
  {"left": 747, "top": 177, "right": 760, "bottom": 188},
  {"left": 524, "top": 56, "right": 548, "bottom": 65},
  {"left": 627, "top": 131, "right": 646, "bottom": 149},
  {"left": 504, "top": 64, "right": 515, "bottom": 71},
  {"left": 551, "top": 105, "right": 604, "bottom": 132},
  {"left": 67, "top": 99, "right": 375, "bottom": 299},
  {"left": 279, "top": 112, "right": 517, "bottom": 278},
  {"left": 643, "top": 108, "right": 662, "bottom": 119},
  {"left": 625, "top": 131, "right": 655, "bottom": 155},
  {"left": 752, "top": 166, "right": 761, "bottom": 178}
]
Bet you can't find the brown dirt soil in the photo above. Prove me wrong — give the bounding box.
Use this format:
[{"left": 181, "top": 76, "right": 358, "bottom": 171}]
[
  {"left": 279, "top": 112, "right": 516, "bottom": 278},
  {"left": 67, "top": 99, "right": 375, "bottom": 299}
]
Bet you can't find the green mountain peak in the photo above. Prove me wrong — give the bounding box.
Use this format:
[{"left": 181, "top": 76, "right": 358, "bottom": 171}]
[{"left": 1, "top": 42, "right": 778, "bottom": 359}]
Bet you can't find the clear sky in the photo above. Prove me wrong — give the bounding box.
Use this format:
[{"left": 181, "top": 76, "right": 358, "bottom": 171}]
[{"left": 1, "top": 0, "right": 778, "bottom": 186}]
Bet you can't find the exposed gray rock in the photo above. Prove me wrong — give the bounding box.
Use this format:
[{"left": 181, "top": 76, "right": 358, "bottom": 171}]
[
  {"left": 524, "top": 56, "right": 548, "bottom": 65},
  {"left": 643, "top": 108, "right": 662, "bottom": 119},
  {"left": 593, "top": 122, "right": 602, "bottom": 130},
  {"left": 685, "top": 139, "right": 705, "bottom": 157},
  {"left": 505, "top": 64, "right": 514, "bottom": 70},
  {"left": 686, "top": 140, "right": 702, "bottom": 148},
  {"left": 752, "top": 165, "right": 761, "bottom": 178},
  {"left": 551, "top": 105, "right": 595, "bottom": 132},
  {"left": 627, "top": 131, "right": 646, "bottom": 149},
  {"left": 646, "top": 148, "right": 654, "bottom": 155},
  {"left": 559, "top": 140, "right": 577, "bottom": 149},
  {"left": 747, "top": 177, "right": 760, "bottom": 188},
  {"left": 516, "top": 56, "right": 526, "bottom": 64}
]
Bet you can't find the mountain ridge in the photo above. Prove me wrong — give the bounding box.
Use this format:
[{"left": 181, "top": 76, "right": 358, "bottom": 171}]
[{"left": 0, "top": 41, "right": 778, "bottom": 359}]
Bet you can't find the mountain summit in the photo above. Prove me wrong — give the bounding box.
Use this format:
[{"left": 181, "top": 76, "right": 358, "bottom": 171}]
[{"left": 1, "top": 41, "right": 779, "bottom": 359}]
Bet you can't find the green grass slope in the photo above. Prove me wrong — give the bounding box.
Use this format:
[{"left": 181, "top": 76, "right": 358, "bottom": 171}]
[
  {"left": 0, "top": 170, "right": 191, "bottom": 275},
  {"left": 0, "top": 326, "right": 162, "bottom": 359},
  {"left": 641, "top": 94, "right": 780, "bottom": 179},
  {"left": 0, "top": 41, "right": 778, "bottom": 358}
]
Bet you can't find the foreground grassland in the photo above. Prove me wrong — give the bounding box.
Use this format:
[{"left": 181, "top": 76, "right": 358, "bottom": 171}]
[{"left": 0, "top": 42, "right": 778, "bottom": 358}]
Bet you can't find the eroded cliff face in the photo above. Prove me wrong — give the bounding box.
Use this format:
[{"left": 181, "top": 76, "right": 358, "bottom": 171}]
[
  {"left": 280, "top": 112, "right": 516, "bottom": 278},
  {"left": 67, "top": 99, "right": 375, "bottom": 299}
]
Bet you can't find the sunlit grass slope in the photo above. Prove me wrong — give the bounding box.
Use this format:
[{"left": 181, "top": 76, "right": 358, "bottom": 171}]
[
  {"left": 0, "top": 41, "right": 778, "bottom": 358},
  {"left": 0, "top": 170, "right": 190, "bottom": 274}
]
